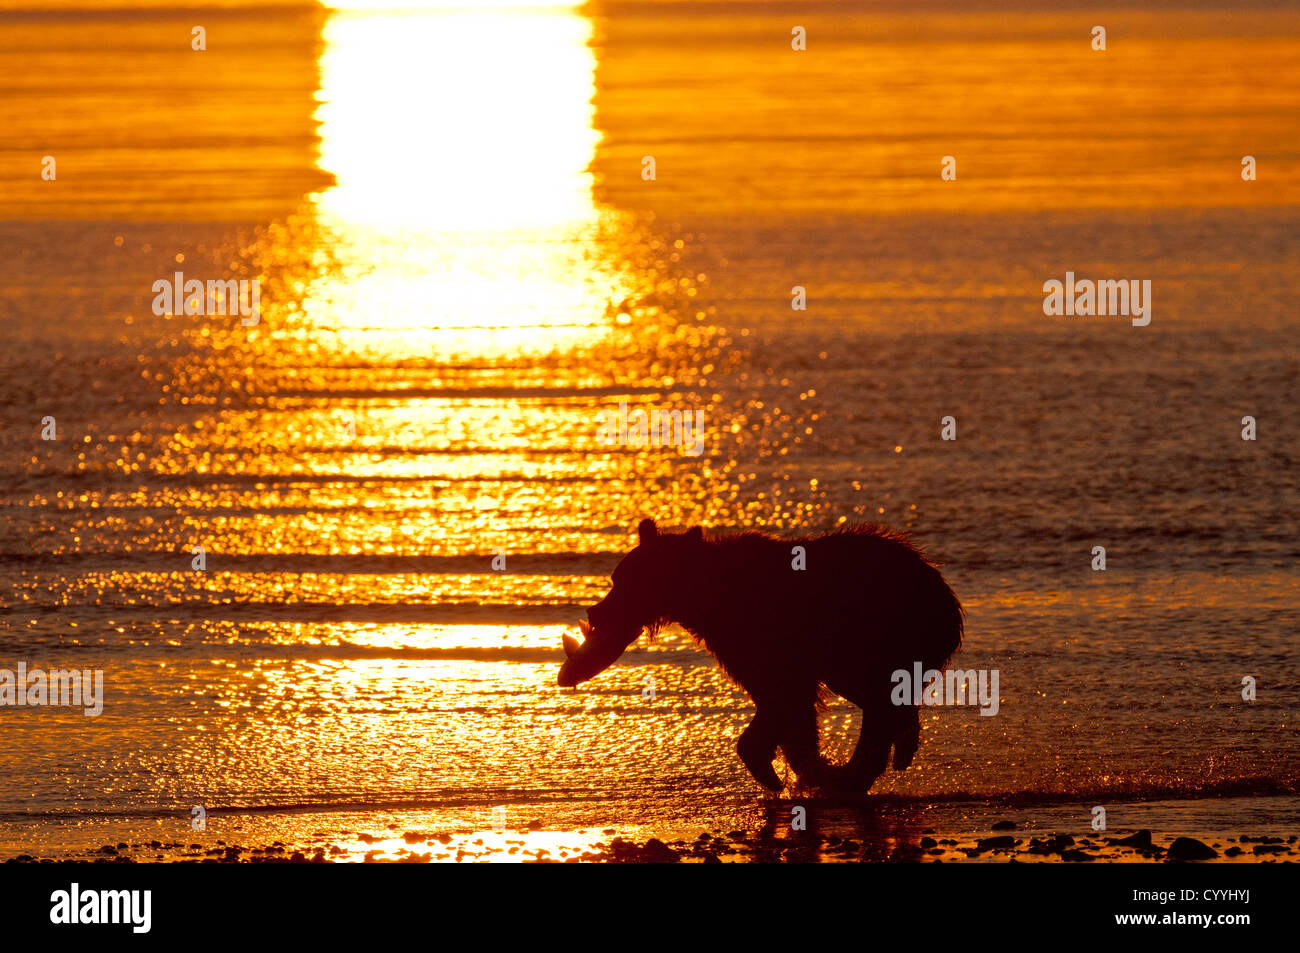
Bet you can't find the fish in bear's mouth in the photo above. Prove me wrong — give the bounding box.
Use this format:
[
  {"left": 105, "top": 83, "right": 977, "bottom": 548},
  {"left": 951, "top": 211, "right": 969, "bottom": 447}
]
[
  {"left": 559, "top": 618, "right": 592, "bottom": 660},
  {"left": 557, "top": 619, "right": 630, "bottom": 687}
]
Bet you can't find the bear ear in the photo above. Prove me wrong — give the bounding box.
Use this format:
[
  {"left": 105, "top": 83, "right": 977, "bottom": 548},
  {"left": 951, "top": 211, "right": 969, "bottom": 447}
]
[
  {"left": 637, "top": 518, "right": 659, "bottom": 545},
  {"left": 685, "top": 526, "right": 704, "bottom": 544}
]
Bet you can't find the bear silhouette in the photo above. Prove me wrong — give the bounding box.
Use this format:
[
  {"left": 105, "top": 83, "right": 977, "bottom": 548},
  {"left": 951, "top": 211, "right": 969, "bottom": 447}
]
[{"left": 559, "top": 518, "right": 964, "bottom": 793}]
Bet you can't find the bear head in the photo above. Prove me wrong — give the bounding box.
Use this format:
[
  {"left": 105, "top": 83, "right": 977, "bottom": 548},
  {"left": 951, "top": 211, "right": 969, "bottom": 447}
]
[{"left": 557, "top": 518, "right": 705, "bottom": 687}]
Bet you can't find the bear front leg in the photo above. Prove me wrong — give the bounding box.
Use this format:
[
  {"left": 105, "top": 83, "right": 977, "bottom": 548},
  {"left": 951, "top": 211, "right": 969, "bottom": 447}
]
[
  {"left": 737, "top": 712, "right": 782, "bottom": 791},
  {"left": 776, "top": 696, "right": 831, "bottom": 789},
  {"left": 891, "top": 704, "right": 920, "bottom": 770}
]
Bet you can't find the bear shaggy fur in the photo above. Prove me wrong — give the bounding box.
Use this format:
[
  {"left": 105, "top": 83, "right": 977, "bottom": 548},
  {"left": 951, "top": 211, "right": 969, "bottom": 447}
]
[{"left": 558, "top": 519, "right": 964, "bottom": 793}]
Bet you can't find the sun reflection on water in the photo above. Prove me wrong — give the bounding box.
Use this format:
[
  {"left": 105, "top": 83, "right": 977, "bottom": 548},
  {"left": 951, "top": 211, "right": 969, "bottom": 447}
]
[{"left": 306, "top": 4, "right": 630, "bottom": 360}]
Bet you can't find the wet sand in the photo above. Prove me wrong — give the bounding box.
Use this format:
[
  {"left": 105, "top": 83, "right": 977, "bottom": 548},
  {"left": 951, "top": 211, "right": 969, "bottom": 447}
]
[
  {"left": 8, "top": 828, "right": 1296, "bottom": 864},
  {"left": 5, "top": 794, "right": 1297, "bottom": 863}
]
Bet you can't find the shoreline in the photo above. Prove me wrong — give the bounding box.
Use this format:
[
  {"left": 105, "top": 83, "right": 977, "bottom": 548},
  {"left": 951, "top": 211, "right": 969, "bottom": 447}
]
[{"left": 4, "top": 794, "right": 1296, "bottom": 864}]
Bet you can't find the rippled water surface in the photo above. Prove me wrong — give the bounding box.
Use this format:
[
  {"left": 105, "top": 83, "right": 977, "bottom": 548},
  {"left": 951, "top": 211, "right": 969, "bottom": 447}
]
[{"left": 1, "top": 1, "right": 1297, "bottom": 857}]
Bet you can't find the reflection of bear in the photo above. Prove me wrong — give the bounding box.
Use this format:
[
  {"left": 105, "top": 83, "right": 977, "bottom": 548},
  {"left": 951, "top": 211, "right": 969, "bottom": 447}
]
[{"left": 559, "top": 518, "right": 964, "bottom": 793}]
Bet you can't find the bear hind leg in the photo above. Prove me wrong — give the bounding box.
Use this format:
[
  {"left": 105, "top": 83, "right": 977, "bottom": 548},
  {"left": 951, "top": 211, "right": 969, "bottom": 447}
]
[
  {"left": 824, "top": 676, "right": 899, "bottom": 793},
  {"left": 827, "top": 718, "right": 892, "bottom": 793}
]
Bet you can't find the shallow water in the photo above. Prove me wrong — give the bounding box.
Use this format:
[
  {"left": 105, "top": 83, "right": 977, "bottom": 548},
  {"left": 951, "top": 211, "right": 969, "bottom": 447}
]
[{"left": 0, "top": 1, "right": 1297, "bottom": 858}]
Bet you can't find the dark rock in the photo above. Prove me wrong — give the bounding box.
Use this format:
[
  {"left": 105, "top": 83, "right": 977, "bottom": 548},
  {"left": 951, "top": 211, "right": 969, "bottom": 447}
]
[
  {"left": 639, "top": 838, "right": 679, "bottom": 863},
  {"left": 1167, "top": 837, "right": 1217, "bottom": 861},
  {"left": 1114, "top": 830, "right": 1153, "bottom": 849},
  {"left": 1028, "top": 834, "right": 1075, "bottom": 855},
  {"left": 991, "top": 820, "right": 1017, "bottom": 831},
  {"left": 920, "top": 837, "right": 937, "bottom": 849},
  {"left": 977, "top": 835, "right": 1016, "bottom": 851},
  {"left": 1061, "top": 849, "right": 1095, "bottom": 862},
  {"left": 608, "top": 842, "right": 681, "bottom": 863},
  {"left": 890, "top": 844, "right": 924, "bottom": 862}
]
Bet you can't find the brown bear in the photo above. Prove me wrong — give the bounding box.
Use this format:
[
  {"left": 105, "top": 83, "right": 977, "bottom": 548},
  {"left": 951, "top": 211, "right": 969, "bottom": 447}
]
[{"left": 558, "top": 519, "right": 964, "bottom": 793}]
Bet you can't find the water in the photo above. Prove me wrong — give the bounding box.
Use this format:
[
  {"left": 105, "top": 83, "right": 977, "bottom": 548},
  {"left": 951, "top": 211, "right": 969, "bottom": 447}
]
[{"left": 0, "top": 1, "right": 1297, "bottom": 860}]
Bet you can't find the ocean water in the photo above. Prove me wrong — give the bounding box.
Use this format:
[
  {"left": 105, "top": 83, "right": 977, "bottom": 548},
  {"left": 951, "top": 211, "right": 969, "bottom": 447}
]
[{"left": 0, "top": 1, "right": 1297, "bottom": 859}]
